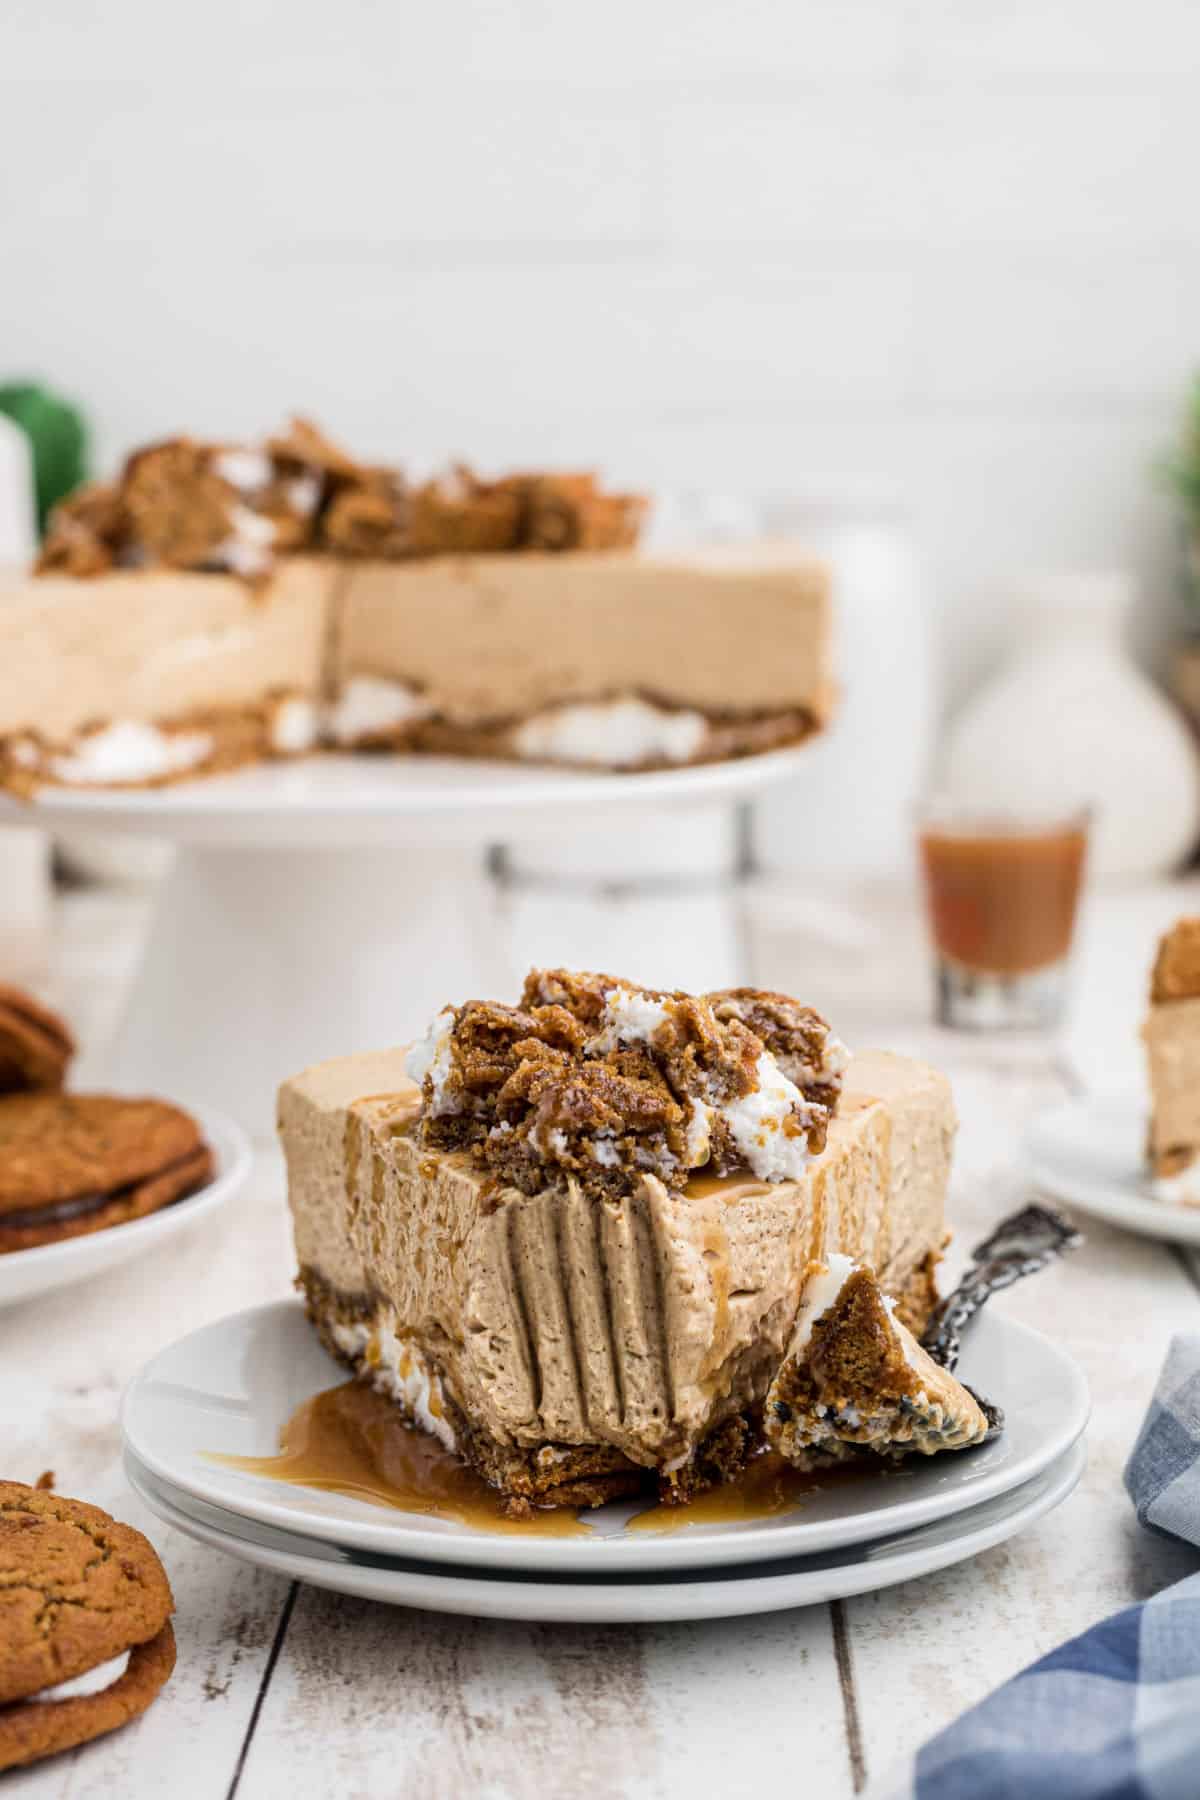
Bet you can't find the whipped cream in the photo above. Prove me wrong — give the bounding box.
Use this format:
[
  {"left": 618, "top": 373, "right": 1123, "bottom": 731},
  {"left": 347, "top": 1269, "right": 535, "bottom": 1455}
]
[
  {"left": 331, "top": 1318, "right": 457, "bottom": 1452},
  {"left": 328, "top": 676, "right": 433, "bottom": 745},
  {"left": 513, "top": 697, "right": 708, "bottom": 767},
  {"left": 719, "top": 1049, "right": 815, "bottom": 1181},
  {"left": 270, "top": 694, "right": 320, "bottom": 755},
  {"left": 215, "top": 502, "right": 277, "bottom": 577},
  {"left": 285, "top": 473, "right": 322, "bottom": 516},
  {"left": 587, "top": 988, "right": 671, "bottom": 1055},
  {"left": 790, "top": 1254, "right": 858, "bottom": 1357},
  {"left": 684, "top": 1102, "right": 714, "bottom": 1165},
  {"left": 213, "top": 448, "right": 274, "bottom": 493},
  {"left": 50, "top": 720, "right": 213, "bottom": 785},
  {"left": 405, "top": 1008, "right": 458, "bottom": 1114},
  {"left": 790, "top": 1256, "right": 924, "bottom": 1376}
]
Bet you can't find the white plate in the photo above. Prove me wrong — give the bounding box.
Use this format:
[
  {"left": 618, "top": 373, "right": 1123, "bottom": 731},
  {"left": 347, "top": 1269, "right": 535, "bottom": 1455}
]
[
  {"left": 12, "top": 747, "right": 814, "bottom": 850},
  {"left": 0, "top": 1106, "right": 251, "bottom": 1309},
  {"left": 126, "top": 1439, "right": 1086, "bottom": 1624},
  {"left": 1025, "top": 1092, "right": 1200, "bottom": 1245},
  {"left": 121, "top": 1298, "right": 1089, "bottom": 1575}
]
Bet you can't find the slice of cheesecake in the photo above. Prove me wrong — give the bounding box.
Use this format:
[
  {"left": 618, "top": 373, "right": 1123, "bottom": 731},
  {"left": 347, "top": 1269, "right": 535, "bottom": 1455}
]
[
  {"left": 332, "top": 545, "right": 831, "bottom": 767},
  {"left": 278, "top": 973, "right": 954, "bottom": 1514},
  {"left": 1144, "top": 918, "right": 1200, "bottom": 1205},
  {"left": 765, "top": 1256, "right": 988, "bottom": 1469},
  {"left": 0, "top": 559, "right": 329, "bottom": 792}
]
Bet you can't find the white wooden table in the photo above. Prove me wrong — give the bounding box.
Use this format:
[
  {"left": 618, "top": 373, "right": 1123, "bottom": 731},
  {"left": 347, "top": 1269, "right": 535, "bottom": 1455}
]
[{"left": 5, "top": 877, "right": 1200, "bottom": 1799}]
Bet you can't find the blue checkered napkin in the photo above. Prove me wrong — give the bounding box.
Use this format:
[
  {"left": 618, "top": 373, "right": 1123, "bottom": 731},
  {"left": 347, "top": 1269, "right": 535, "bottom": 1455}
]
[
  {"left": 1126, "top": 1335, "right": 1200, "bottom": 1546},
  {"left": 874, "top": 1337, "right": 1200, "bottom": 1800}
]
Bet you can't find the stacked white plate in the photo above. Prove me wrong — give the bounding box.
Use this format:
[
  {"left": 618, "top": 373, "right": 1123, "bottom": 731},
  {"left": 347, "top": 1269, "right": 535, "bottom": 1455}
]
[
  {"left": 122, "top": 1300, "right": 1089, "bottom": 1624},
  {"left": 1026, "top": 1092, "right": 1200, "bottom": 1244}
]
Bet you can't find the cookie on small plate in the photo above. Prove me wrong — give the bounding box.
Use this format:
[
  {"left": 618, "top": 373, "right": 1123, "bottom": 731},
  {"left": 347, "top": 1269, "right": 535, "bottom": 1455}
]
[
  {"left": 0, "top": 1482, "right": 176, "bottom": 1771},
  {"left": 0, "top": 1093, "right": 214, "bottom": 1254},
  {"left": 0, "top": 986, "right": 74, "bottom": 1093}
]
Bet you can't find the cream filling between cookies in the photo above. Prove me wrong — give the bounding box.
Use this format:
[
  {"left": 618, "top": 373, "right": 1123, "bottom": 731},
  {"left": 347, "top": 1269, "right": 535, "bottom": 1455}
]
[{"left": 33, "top": 1651, "right": 130, "bottom": 1704}]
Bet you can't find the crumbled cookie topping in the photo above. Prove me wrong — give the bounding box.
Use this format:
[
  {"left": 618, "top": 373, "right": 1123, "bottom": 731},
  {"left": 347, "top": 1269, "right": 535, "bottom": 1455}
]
[
  {"left": 406, "top": 970, "right": 846, "bottom": 1197},
  {"left": 36, "top": 417, "right": 645, "bottom": 580}
]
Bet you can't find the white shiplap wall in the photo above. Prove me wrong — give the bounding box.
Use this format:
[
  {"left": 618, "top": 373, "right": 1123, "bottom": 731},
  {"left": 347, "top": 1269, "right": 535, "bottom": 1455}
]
[{"left": 4, "top": 0, "right": 1200, "bottom": 699}]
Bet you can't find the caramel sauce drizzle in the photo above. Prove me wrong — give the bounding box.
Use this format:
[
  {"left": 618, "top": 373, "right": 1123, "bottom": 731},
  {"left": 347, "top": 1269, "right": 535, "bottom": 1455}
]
[
  {"left": 212, "top": 1382, "right": 590, "bottom": 1538},
  {"left": 211, "top": 1381, "right": 852, "bottom": 1540}
]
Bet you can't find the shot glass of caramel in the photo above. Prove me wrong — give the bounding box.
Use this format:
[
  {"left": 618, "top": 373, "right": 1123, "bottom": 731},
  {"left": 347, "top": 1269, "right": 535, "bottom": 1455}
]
[{"left": 917, "top": 801, "right": 1090, "bottom": 1031}]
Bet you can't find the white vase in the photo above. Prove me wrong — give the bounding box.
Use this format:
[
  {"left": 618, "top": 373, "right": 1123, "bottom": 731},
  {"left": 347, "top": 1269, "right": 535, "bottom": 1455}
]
[{"left": 939, "top": 572, "right": 1200, "bottom": 880}]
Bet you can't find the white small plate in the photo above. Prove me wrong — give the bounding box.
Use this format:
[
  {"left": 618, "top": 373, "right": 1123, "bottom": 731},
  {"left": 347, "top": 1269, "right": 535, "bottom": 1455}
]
[
  {"left": 121, "top": 1298, "right": 1089, "bottom": 1576},
  {"left": 1025, "top": 1092, "right": 1200, "bottom": 1245},
  {"left": 0, "top": 1105, "right": 251, "bottom": 1309},
  {"left": 126, "top": 1439, "right": 1086, "bottom": 1624}
]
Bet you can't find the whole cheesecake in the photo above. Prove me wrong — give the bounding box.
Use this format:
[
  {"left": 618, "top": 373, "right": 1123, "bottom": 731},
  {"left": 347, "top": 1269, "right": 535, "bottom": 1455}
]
[{"left": 1, "top": 421, "right": 831, "bottom": 791}]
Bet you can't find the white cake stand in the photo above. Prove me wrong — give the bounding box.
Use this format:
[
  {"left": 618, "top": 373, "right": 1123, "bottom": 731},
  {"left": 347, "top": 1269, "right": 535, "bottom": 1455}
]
[{"left": 14, "top": 750, "right": 810, "bottom": 1137}]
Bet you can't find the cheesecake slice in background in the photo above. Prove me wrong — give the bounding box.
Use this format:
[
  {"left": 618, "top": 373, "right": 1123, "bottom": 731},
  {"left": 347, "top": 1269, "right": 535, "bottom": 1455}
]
[
  {"left": 765, "top": 1256, "right": 988, "bottom": 1470},
  {"left": 1144, "top": 917, "right": 1200, "bottom": 1205},
  {"left": 278, "top": 972, "right": 955, "bottom": 1515}
]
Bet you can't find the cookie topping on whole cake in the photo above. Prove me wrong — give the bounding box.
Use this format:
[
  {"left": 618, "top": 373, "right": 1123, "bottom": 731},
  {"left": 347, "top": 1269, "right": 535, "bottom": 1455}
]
[
  {"left": 405, "top": 970, "right": 849, "bottom": 1196},
  {"left": 37, "top": 417, "right": 646, "bottom": 582}
]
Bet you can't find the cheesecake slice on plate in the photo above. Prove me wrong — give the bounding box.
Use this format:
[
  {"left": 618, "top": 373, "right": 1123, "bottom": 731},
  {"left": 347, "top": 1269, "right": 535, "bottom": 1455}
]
[
  {"left": 278, "top": 971, "right": 955, "bottom": 1515},
  {"left": 1144, "top": 917, "right": 1200, "bottom": 1205}
]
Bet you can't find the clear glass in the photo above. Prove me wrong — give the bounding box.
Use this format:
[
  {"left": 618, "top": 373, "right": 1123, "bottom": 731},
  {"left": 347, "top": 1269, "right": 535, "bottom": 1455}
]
[{"left": 916, "top": 799, "right": 1091, "bottom": 1031}]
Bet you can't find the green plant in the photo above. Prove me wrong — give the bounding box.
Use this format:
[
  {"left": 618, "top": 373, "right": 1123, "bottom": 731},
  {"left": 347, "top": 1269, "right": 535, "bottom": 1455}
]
[
  {"left": 0, "top": 382, "right": 88, "bottom": 534},
  {"left": 1161, "top": 376, "right": 1200, "bottom": 521}
]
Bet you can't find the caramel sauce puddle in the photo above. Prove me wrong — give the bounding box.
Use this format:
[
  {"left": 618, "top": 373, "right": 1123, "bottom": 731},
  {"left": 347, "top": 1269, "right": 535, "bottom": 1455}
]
[
  {"left": 210, "top": 1380, "right": 866, "bottom": 1540},
  {"left": 211, "top": 1381, "right": 588, "bottom": 1538}
]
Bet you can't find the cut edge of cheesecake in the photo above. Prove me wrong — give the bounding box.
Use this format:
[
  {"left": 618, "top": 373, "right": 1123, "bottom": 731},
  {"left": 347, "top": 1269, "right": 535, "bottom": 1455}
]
[
  {"left": 1144, "top": 917, "right": 1200, "bottom": 1205},
  {"left": 278, "top": 1044, "right": 954, "bottom": 1515}
]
